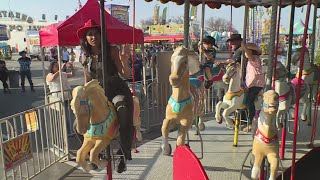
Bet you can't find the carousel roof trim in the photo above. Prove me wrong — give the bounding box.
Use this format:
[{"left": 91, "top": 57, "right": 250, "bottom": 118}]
[{"left": 145, "top": 0, "right": 320, "bottom": 9}]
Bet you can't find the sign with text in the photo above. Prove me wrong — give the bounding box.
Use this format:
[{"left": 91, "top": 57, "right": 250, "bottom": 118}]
[
  {"left": 3, "top": 133, "right": 32, "bottom": 170},
  {"left": 106, "top": 4, "right": 129, "bottom": 25},
  {"left": 0, "top": 10, "right": 34, "bottom": 23},
  {"left": 149, "top": 24, "right": 184, "bottom": 35},
  {"left": 25, "top": 111, "right": 39, "bottom": 132}
]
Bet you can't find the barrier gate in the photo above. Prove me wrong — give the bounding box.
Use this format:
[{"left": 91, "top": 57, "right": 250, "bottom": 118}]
[{"left": 0, "top": 101, "right": 69, "bottom": 180}]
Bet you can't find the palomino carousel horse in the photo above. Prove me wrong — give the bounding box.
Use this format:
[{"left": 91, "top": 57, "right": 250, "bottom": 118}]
[
  {"left": 251, "top": 90, "right": 280, "bottom": 180},
  {"left": 292, "top": 47, "right": 319, "bottom": 102},
  {"left": 274, "top": 61, "right": 309, "bottom": 127},
  {"left": 161, "top": 46, "right": 205, "bottom": 156},
  {"left": 215, "top": 62, "right": 263, "bottom": 129},
  {"left": 70, "top": 79, "right": 142, "bottom": 172}
]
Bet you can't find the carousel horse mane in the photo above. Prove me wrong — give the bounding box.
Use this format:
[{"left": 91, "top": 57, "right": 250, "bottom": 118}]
[
  {"left": 291, "top": 47, "right": 310, "bottom": 66},
  {"left": 275, "top": 61, "right": 289, "bottom": 80},
  {"left": 70, "top": 80, "right": 108, "bottom": 117}
]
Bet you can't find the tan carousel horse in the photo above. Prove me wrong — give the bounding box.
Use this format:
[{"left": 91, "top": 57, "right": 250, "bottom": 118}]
[
  {"left": 161, "top": 46, "right": 205, "bottom": 156},
  {"left": 251, "top": 90, "right": 280, "bottom": 180},
  {"left": 70, "top": 79, "right": 142, "bottom": 172}
]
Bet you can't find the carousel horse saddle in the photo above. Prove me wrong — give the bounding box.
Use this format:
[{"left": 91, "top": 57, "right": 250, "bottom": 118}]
[
  {"left": 84, "top": 108, "right": 117, "bottom": 138},
  {"left": 168, "top": 96, "right": 192, "bottom": 113},
  {"left": 189, "top": 78, "right": 202, "bottom": 89},
  {"left": 291, "top": 78, "right": 305, "bottom": 86}
]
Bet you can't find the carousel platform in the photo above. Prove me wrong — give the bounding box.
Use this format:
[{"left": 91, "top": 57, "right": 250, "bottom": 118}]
[{"left": 32, "top": 106, "right": 320, "bottom": 180}]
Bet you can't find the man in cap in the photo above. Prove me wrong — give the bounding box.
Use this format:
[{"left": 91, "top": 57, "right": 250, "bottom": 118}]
[{"left": 215, "top": 34, "right": 243, "bottom": 65}]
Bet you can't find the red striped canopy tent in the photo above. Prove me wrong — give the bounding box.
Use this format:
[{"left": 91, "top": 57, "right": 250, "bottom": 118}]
[{"left": 39, "top": 0, "right": 144, "bottom": 47}]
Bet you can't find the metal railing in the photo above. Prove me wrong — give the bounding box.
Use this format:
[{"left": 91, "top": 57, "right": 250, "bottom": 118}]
[
  {"left": 47, "top": 89, "right": 74, "bottom": 136},
  {"left": 0, "top": 101, "right": 69, "bottom": 180},
  {"left": 127, "top": 79, "right": 219, "bottom": 132}
]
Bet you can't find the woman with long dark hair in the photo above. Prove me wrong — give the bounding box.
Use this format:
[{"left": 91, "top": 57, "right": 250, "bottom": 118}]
[{"left": 74, "top": 19, "right": 133, "bottom": 173}]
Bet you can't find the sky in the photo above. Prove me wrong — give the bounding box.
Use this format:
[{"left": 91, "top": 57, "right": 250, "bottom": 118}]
[{"left": 1, "top": 0, "right": 318, "bottom": 34}]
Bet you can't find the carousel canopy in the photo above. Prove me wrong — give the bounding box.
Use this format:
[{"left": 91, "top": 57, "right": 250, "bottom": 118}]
[
  {"left": 145, "top": 0, "right": 320, "bottom": 9},
  {"left": 40, "top": 0, "right": 144, "bottom": 47}
]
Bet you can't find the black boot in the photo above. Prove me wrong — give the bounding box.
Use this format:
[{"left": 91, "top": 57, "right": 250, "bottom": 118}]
[
  {"left": 204, "top": 80, "right": 213, "bottom": 89},
  {"left": 21, "top": 85, "right": 25, "bottom": 93},
  {"left": 30, "top": 84, "right": 35, "bottom": 92},
  {"left": 116, "top": 157, "right": 127, "bottom": 173}
]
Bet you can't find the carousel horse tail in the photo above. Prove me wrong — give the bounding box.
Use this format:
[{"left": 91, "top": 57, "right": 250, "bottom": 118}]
[{"left": 132, "top": 96, "right": 143, "bottom": 141}]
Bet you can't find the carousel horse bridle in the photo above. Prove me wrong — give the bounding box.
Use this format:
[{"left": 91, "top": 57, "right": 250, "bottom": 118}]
[{"left": 79, "top": 98, "right": 115, "bottom": 137}]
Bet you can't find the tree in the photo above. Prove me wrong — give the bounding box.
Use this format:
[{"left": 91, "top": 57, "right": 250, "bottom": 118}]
[
  {"left": 205, "top": 17, "right": 238, "bottom": 33},
  {"left": 169, "top": 16, "right": 184, "bottom": 24},
  {"left": 140, "top": 17, "right": 154, "bottom": 27}
]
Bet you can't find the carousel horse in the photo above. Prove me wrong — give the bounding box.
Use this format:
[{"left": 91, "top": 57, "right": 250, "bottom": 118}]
[
  {"left": 215, "top": 62, "right": 263, "bottom": 129},
  {"left": 161, "top": 46, "right": 205, "bottom": 156},
  {"left": 251, "top": 90, "right": 280, "bottom": 180},
  {"left": 70, "top": 79, "right": 119, "bottom": 172},
  {"left": 274, "top": 61, "right": 309, "bottom": 126},
  {"left": 291, "top": 47, "right": 319, "bottom": 101},
  {"left": 70, "top": 79, "right": 142, "bottom": 172},
  {"left": 190, "top": 61, "right": 227, "bottom": 101}
]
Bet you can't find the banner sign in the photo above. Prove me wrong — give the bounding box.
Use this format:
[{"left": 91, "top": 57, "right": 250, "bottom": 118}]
[
  {"left": 154, "top": 5, "right": 160, "bottom": 25},
  {"left": 0, "top": 24, "right": 8, "bottom": 41},
  {"left": 25, "top": 111, "right": 39, "bottom": 132},
  {"left": 3, "top": 133, "right": 32, "bottom": 170},
  {"left": 106, "top": 4, "right": 130, "bottom": 25},
  {"left": 149, "top": 24, "right": 184, "bottom": 35}
]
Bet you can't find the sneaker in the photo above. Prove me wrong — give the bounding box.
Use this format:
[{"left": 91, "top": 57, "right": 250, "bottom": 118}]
[{"left": 204, "top": 80, "right": 213, "bottom": 89}]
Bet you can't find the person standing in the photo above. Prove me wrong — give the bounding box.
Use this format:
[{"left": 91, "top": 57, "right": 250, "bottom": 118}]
[
  {"left": 0, "top": 60, "right": 10, "bottom": 93},
  {"left": 70, "top": 48, "right": 76, "bottom": 63},
  {"left": 46, "top": 61, "right": 73, "bottom": 134},
  {"left": 62, "top": 47, "right": 70, "bottom": 63},
  {"left": 18, "top": 51, "right": 34, "bottom": 92}
]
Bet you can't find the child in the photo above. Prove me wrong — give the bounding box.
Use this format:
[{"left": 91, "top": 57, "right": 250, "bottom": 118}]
[
  {"left": 18, "top": 51, "right": 35, "bottom": 92},
  {"left": 0, "top": 60, "right": 10, "bottom": 93},
  {"left": 241, "top": 42, "right": 266, "bottom": 132},
  {"left": 199, "top": 36, "right": 218, "bottom": 89}
]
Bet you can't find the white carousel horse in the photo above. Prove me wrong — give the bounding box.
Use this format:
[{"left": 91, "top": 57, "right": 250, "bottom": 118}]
[
  {"left": 215, "top": 62, "right": 263, "bottom": 129},
  {"left": 161, "top": 46, "right": 206, "bottom": 156},
  {"left": 291, "top": 47, "right": 319, "bottom": 101},
  {"left": 252, "top": 90, "right": 280, "bottom": 180},
  {"left": 274, "top": 61, "right": 310, "bottom": 125}
]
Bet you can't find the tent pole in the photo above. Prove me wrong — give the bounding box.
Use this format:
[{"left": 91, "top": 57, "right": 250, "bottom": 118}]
[
  {"left": 41, "top": 47, "right": 48, "bottom": 104},
  {"left": 99, "top": 0, "right": 111, "bottom": 179},
  {"left": 57, "top": 46, "right": 69, "bottom": 160},
  {"left": 266, "top": 0, "right": 279, "bottom": 91},
  {"left": 132, "top": 0, "right": 136, "bottom": 96},
  {"left": 199, "top": 0, "right": 205, "bottom": 63},
  {"left": 291, "top": 0, "right": 312, "bottom": 179},
  {"left": 184, "top": 0, "right": 190, "bottom": 48}
]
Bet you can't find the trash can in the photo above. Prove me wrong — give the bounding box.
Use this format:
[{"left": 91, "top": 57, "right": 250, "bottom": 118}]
[{"left": 8, "top": 70, "right": 20, "bottom": 88}]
